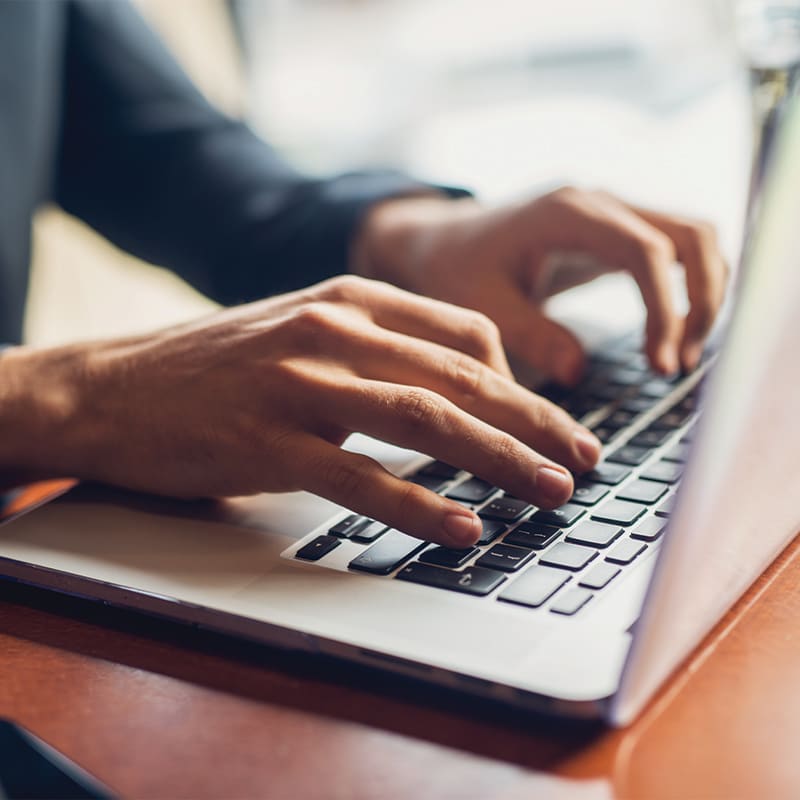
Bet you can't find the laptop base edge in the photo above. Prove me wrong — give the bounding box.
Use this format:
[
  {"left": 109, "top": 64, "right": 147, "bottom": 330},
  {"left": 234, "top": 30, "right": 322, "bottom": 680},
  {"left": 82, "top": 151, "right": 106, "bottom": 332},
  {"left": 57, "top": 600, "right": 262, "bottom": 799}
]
[{"left": 0, "top": 555, "right": 611, "bottom": 724}]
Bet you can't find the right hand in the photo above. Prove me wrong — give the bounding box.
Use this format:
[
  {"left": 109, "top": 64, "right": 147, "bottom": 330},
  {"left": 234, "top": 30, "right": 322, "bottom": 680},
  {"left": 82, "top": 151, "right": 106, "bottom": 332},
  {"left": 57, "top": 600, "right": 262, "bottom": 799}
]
[{"left": 0, "top": 276, "right": 600, "bottom": 548}]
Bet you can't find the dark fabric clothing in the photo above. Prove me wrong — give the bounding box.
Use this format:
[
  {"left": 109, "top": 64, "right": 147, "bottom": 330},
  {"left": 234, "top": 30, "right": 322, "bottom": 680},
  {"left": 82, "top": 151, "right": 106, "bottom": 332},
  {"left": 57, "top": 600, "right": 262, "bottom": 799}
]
[{"left": 0, "top": 0, "right": 465, "bottom": 344}]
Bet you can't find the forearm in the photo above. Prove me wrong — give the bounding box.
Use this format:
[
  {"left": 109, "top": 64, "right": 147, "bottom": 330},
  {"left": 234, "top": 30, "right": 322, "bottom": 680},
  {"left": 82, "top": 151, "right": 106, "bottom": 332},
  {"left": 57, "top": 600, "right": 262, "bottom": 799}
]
[{"left": 57, "top": 1, "right": 470, "bottom": 306}]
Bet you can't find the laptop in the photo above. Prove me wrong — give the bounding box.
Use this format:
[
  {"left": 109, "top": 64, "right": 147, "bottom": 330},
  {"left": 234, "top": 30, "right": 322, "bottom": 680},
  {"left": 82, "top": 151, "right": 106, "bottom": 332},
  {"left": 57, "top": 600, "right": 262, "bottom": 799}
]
[{"left": 2, "top": 102, "right": 799, "bottom": 728}]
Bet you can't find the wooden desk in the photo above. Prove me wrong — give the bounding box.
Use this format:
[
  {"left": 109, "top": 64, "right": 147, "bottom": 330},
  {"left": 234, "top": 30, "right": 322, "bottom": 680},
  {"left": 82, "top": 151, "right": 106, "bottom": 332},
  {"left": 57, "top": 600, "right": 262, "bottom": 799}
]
[{"left": 1, "top": 528, "right": 799, "bottom": 799}]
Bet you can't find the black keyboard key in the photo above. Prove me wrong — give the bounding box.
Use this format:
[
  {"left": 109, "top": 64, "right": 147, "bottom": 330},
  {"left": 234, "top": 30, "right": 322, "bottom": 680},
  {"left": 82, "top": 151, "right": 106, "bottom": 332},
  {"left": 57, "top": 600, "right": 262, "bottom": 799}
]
[
  {"left": 419, "top": 546, "right": 478, "bottom": 568},
  {"left": 504, "top": 522, "right": 561, "bottom": 550},
  {"left": 663, "top": 442, "right": 691, "bottom": 463},
  {"left": 396, "top": 562, "right": 505, "bottom": 596},
  {"left": 538, "top": 382, "right": 569, "bottom": 404},
  {"left": 579, "top": 562, "right": 621, "bottom": 589},
  {"left": 329, "top": 514, "right": 367, "bottom": 539},
  {"left": 616, "top": 479, "right": 668, "bottom": 505},
  {"left": 591, "top": 499, "right": 647, "bottom": 526},
  {"left": 585, "top": 383, "right": 625, "bottom": 403},
  {"left": 590, "top": 426, "right": 618, "bottom": 444},
  {"left": 565, "top": 520, "right": 623, "bottom": 548},
  {"left": 619, "top": 396, "right": 657, "bottom": 414},
  {"left": 349, "top": 530, "right": 426, "bottom": 575},
  {"left": 651, "top": 409, "right": 692, "bottom": 431},
  {"left": 562, "top": 396, "right": 600, "bottom": 418},
  {"left": 607, "top": 445, "right": 651, "bottom": 467},
  {"left": 625, "top": 352, "right": 650, "bottom": 371},
  {"left": 585, "top": 463, "right": 632, "bottom": 485},
  {"left": 630, "top": 516, "right": 666, "bottom": 541},
  {"left": 640, "top": 461, "right": 684, "bottom": 484},
  {"left": 351, "top": 520, "right": 388, "bottom": 543},
  {"left": 408, "top": 473, "right": 448, "bottom": 492},
  {"left": 498, "top": 566, "right": 571, "bottom": 608},
  {"left": 570, "top": 482, "right": 609, "bottom": 506},
  {"left": 539, "top": 542, "right": 598, "bottom": 571},
  {"left": 637, "top": 378, "right": 675, "bottom": 399},
  {"left": 479, "top": 496, "right": 532, "bottom": 522},
  {"left": 655, "top": 495, "right": 677, "bottom": 518},
  {"left": 478, "top": 519, "right": 507, "bottom": 546},
  {"left": 446, "top": 477, "right": 496, "bottom": 504},
  {"left": 604, "top": 409, "right": 638, "bottom": 429},
  {"left": 419, "top": 460, "right": 461, "bottom": 480},
  {"left": 589, "top": 348, "right": 637, "bottom": 367},
  {"left": 476, "top": 543, "right": 535, "bottom": 572},
  {"left": 629, "top": 429, "right": 672, "bottom": 449},
  {"left": 296, "top": 535, "right": 341, "bottom": 561},
  {"left": 606, "top": 538, "right": 647, "bottom": 565},
  {"left": 530, "top": 503, "right": 585, "bottom": 528},
  {"left": 607, "top": 366, "right": 648, "bottom": 386},
  {"left": 550, "top": 587, "right": 593, "bottom": 615}
]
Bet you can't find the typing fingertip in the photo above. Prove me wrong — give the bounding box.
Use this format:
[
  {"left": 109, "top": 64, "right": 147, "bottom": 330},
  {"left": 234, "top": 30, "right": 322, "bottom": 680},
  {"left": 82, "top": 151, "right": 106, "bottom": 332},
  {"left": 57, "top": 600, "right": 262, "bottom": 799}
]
[{"left": 442, "top": 510, "right": 481, "bottom": 547}]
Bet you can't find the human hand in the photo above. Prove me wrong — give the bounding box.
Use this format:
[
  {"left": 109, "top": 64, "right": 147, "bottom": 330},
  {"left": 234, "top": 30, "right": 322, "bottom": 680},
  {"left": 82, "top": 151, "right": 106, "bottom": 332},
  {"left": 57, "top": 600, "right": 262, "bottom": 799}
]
[
  {"left": 355, "top": 187, "right": 728, "bottom": 383},
  {"left": 0, "top": 276, "right": 601, "bottom": 548}
]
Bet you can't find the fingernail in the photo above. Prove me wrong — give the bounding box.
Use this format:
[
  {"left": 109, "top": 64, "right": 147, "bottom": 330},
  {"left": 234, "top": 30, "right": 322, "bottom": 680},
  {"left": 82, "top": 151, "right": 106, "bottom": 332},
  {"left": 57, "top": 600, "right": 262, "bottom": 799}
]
[
  {"left": 537, "top": 466, "right": 573, "bottom": 506},
  {"left": 574, "top": 429, "right": 601, "bottom": 467},
  {"left": 443, "top": 511, "right": 482, "bottom": 546}
]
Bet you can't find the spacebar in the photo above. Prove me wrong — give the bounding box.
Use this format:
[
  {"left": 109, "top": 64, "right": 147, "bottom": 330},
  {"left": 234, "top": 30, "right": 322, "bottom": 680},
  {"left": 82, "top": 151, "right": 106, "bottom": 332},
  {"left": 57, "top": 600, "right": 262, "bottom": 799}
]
[{"left": 395, "top": 562, "right": 506, "bottom": 596}]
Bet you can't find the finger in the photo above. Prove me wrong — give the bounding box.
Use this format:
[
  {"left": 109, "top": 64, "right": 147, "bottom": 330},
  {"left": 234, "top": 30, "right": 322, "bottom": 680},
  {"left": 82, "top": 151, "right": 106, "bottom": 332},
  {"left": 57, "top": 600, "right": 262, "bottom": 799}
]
[
  {"left": 631, "top": 208, "right": 728, "bottom": 371},
  {"left": 341, "top": 324, "right": 600, "bottom": 473},
  {"left": 623, "top": 225, "right": 682, "bottom": 375},
  {"left": 319, "top": 379, "right": 577, "bottom": 509},
  {"left": 537, "top": 190, "right": 684, "bottom": 374},
  {"left": 294, "top": 435, "right": 484, "bottom": 547},
  {"left": 316, "top": 275, "right": 513, "bottom": 378},
  {"left": 488, "top": 282, "right": 587, "bottom": 386}
]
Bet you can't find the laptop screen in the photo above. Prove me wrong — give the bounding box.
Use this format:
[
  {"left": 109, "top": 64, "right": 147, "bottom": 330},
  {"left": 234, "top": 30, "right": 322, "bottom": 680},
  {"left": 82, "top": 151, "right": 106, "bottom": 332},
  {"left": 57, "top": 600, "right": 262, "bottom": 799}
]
[{"left": 612, "top": 99, "right": 800, "bottom": 724}]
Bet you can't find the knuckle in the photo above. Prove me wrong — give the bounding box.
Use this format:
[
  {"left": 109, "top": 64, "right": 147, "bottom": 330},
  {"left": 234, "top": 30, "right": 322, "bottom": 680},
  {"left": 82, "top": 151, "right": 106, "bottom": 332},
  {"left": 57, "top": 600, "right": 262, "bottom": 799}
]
[
  {"left": 549, "top": 185, "right": 582, "bottom": 205},
  {"left": 530, "top": 398, "right": 562, "bottom": 434},
  {"left": 585, "top": 187, "right": 619, "bottom": 207},
  {"left": 323, "top": 458, "right": 370, "bottom": 501},
  {"left": 447, "top": 352, "right": 485, "bottom": 400},
  {"left": 464, "top": 311, "right": 502, "bottom": 357},
  {"left": 682, "top": 220, "right": 719, "bottom": 262},
  {"left": 288, "top": 302, "right": 343, "bottom": 339},
  {"left": 688, "top": 218, "right": 719, "bottom": 247},
  {"left": 637, "top": 231, "right": 676, "bottom": 266},
  {"left": 396, "top": 388, "right": 446, "bottom": 432},
  {"left": 317, "top": 274, "right": 369, "bottom": 302}
]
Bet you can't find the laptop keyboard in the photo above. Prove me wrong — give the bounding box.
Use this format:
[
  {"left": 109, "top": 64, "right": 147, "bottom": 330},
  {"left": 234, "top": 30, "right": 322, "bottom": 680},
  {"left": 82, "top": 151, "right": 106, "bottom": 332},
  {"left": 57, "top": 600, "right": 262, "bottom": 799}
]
[{"left": 286, "top": 335, "right": 709, "bottom": 616}]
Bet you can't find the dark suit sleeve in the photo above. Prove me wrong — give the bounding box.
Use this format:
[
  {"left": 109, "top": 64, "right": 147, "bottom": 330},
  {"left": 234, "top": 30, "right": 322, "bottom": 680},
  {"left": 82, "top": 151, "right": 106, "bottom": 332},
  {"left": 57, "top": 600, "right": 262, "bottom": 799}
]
[{"left": 54, "top": 1, "right": 469, "bottom": 305}]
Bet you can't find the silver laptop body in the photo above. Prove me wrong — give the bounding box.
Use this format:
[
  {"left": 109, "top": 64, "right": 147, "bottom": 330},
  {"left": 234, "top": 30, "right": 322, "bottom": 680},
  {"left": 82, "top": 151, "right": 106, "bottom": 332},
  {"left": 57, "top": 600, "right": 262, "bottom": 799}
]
[{"left": 1, "top": 103, "right": 799, "bottom": 727}]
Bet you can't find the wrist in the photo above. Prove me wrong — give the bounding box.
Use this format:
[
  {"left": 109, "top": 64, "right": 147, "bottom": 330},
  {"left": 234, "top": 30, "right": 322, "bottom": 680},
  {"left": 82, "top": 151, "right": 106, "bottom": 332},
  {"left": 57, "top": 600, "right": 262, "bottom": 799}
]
[
  {"left": 0, "top": 343, "right": 104, "bottom": 484},
  {"left": 351, "top": 194, "right": 481, "bottom": 292}
]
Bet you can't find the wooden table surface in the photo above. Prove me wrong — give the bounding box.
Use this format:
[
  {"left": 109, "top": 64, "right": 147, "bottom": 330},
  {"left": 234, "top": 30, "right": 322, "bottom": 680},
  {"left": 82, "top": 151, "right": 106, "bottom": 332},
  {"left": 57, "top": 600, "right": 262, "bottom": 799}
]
[{"left": 1, "top": 527, "right": 800, "bottom": 800}]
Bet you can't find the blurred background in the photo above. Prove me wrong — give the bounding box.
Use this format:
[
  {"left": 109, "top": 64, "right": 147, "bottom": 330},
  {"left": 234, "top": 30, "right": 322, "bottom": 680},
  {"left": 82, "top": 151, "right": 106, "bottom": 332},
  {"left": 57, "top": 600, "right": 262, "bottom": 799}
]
[{"left": 28, "top": 0, "right": 765, "bottom": 346}]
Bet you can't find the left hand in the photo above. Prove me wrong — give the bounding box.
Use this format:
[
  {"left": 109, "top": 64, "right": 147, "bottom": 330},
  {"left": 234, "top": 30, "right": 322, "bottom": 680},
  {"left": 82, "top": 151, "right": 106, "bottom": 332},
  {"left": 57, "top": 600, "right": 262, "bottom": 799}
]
[{"left": 353, "top": 187, "right": 728, "bottom": 384}]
